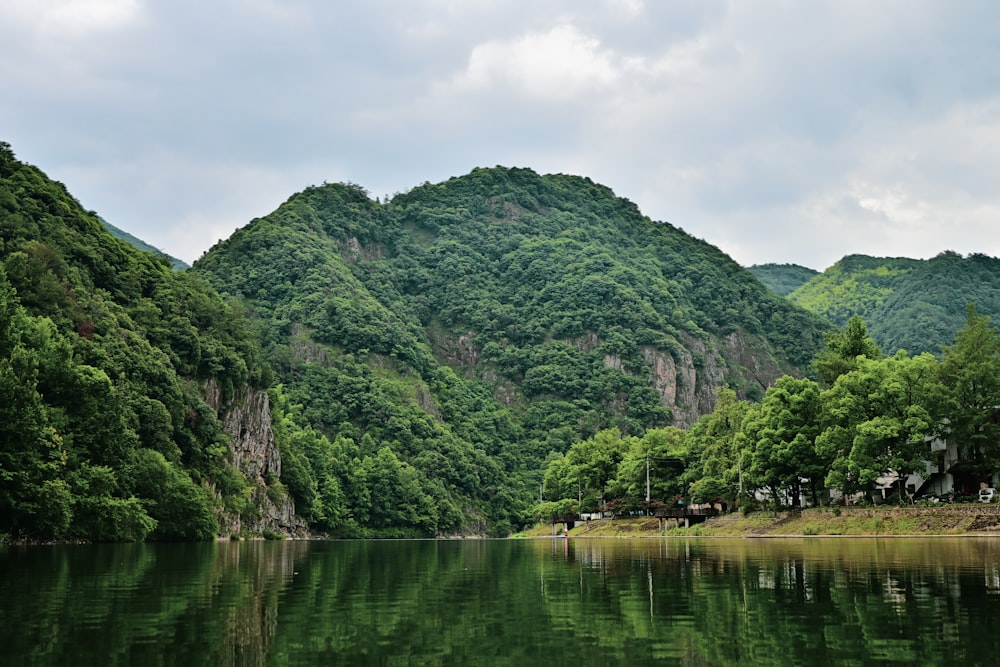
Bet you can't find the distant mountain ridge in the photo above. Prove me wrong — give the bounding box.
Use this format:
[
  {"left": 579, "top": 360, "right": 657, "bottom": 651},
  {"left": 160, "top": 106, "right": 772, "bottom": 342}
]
[
  {"left": 99, "top": 218, "right": 189, "bottom": 270},
  {"left": 767, "top": 252, "right": 1000, "bottom": 356},
  {"left": 748, "top": 263, "right": 819, "bottom": 296}
]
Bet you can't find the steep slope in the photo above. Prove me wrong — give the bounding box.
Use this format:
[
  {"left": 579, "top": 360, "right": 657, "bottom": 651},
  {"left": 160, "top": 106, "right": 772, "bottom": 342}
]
[
  {"left": 748, "top": 263, "right": 819, "bottom": 296},
  {"left": 195, "top": 166, "right": 831, "bottom": 535},
  {"left": 100, "top": 217, "right": 190, "bottom": 270},
  {"left": 787, "top": 254, "right": 920, "bottom": 327},
  {"left": 789, "top": 252, "right": 1000, "bottom": 355},
  {"left": 0, "top": 141, "right": 299, "bottom": 541}
]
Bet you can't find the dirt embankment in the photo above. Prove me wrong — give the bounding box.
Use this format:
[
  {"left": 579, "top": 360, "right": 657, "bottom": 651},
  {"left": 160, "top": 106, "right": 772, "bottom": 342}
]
[{"left": 524, "top": 505, "right": 1000, "bottom": 538}]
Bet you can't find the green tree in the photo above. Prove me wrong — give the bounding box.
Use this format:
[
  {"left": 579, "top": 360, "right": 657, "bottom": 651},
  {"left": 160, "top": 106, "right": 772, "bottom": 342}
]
[
  {"left": 738, "top": 376, "right": 825, "bottom": 507},
  {"left": 128, "top": 449, "right": 218, "bottom": 540},
  {"left": 818, "top": 352, "right": 945, "bottom": 502},
  {"left": 938, "top": 303, "right": 1000, "bottom": 480},
  {"left": 71, "top": 465, "right": 157, "bottom": 541},
  {"left": 812, "top": 315, "right": 882, "bottom": 387},
  {"left": 685, "top": 388, "right": 750, "bottom": 506},
  {"left": 608, "top": 427, "right": 689, "bottom": 506},
  {"left": 541, "top": 452, "right": 579, "bottom": 504},
  {"left": 359, "top": 447, "right": 438, "bottom": 535}
]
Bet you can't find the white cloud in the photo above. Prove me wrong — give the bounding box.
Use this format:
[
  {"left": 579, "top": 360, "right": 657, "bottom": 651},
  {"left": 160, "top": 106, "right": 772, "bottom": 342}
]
[
  {"left": 3, "top": 0, "right": 140, "bottom": 36},
  {"left": 451, "top": 25, "right": 623, "bottom": 102},
  {"left": 4, "top": 0, "right": 1000, "bottom": 271}
]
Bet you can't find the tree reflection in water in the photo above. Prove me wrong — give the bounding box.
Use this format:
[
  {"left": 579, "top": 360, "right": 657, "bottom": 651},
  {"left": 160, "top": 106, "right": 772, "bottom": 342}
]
[{"left": 3, "top": 537, "right": 1000, "bottom": 666}]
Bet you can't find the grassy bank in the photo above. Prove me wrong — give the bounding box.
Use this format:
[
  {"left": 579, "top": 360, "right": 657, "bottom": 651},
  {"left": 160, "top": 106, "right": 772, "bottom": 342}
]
[{"left": 515, "top": 505, "right": 1000, "bottom": 538}]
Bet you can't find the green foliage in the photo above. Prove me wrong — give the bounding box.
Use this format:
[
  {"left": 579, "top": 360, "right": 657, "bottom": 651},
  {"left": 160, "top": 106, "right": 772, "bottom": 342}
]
[
  {"left": 536, "top": 306, "right": 1000, "bottom": 515},
  {"left": 748, "top": 263, "right": 819, "bottom": 296},
  {"left": 532, "top": 498, "right": 578, "bottom": 521},
  {"left": 818, "top": 352, "right": 946, "bottom": 501},
  {"left": 812, "top": 315, "right": 882, "bottom": 387},
  {"left": 129, "top": 449, "right": 218, "bottom": 541},
  {"left": 11, "top": 142, "right": 1000, "bottom": 539},
  {"left": 790, "top": 251, "right": 1000, "bottom": 356},
  {"left": 684, "top": 388, "right": 750, "bottom": 505},
  {"left": 738, "top": 375, "right": 825, "bottom": 507},
  {"left": 194, "top": 166, "right": 829, "bottom": 535},
  {"left": 608, "top": 426, "right": 690, "bottom": 504},
  {"left": 0, "top": 143, "right": 268, "bottom": 541},
  {"left": 938, "top": 304, "right": 1000, "bottom": 477},
  {"left": 790, "top": 255, "right": 917, "bottom": 327}
]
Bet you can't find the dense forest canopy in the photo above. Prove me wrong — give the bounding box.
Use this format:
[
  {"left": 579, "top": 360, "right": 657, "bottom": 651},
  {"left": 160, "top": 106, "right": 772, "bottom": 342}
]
[
  {"left": 15, "top": 140, "right": 997, "bottom": 542},
  {"left": 194, "top": 165, "right": 830, "bottom": 536},
  {"left": 785, "top": 252, "right": 1000, "bottom": 356},
  {"left": 747, "top": 263, "right": 819, "bottom": 296},
  {"left": 0, "top": 141, "right": 271, "bottom": 541}
]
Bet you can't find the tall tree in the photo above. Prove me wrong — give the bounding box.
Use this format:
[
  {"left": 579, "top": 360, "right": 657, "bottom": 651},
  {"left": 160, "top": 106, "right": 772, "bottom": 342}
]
[
  {"left": 739, "top": 376, "right": 826, "bottom": 507},
  {"left": 608, "top": 426, "right": 689, "bottom": 506},
  {"left": 938, "top": 303, "right": 1000, "bottom": 480},
  {"left": 812, "top": 315, "right": 882, "bottom": 387},
  {"left": 685, "top": 388, "right": 749, "bottom": 506},
  {"left": 818, "top": 352, "right": 945, "bottom": 502}
]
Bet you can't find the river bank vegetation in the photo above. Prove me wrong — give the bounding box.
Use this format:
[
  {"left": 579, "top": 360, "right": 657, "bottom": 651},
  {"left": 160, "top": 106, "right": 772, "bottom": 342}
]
[{"left": 534, "top": 309, "right": 1000, "bottom": 523}]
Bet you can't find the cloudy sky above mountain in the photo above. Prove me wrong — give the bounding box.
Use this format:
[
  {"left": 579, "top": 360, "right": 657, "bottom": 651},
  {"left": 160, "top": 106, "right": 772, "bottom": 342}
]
[{"left": 3, "top": 0, "right": 999, "bottom": 270}]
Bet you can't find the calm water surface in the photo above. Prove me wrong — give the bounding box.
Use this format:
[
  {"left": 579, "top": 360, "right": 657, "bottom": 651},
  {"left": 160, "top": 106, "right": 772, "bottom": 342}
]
[{"left": 3, "top": 537, "right": 1000, "bottom": 665}]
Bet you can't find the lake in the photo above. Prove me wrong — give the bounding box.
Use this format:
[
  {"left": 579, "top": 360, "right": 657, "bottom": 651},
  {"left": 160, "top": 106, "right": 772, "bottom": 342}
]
[{"left": 3, "top": 537, "right": 1000, "bottom": 665}]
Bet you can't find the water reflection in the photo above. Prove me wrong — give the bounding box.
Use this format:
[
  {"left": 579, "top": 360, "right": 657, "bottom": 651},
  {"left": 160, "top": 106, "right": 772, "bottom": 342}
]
[{"left": 3, "top": 538, "right": 1000, "bottom": 665}]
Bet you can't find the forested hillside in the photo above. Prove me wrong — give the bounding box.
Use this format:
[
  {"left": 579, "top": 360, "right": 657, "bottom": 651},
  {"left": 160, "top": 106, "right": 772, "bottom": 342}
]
[
  {"left": 537, "top": 304, "right": 1000, "bottom": 519},
  {"left": 195, "top": 166, "right": 831, "bottom": 536},
  {"left": 747, "top": 263, "right": 819, "bottom": 296},
  {"left": 101, "top": 218, "right": 189, "bottom": 270},
  {"left": 0, "top": 142, "right": 837, "bottom": 540},
  {"left": 0, "top": 141, "right": 290, "bottom": 542},
  {"left": 788, "top": 252, "right": 1000, "bottom": 355}
]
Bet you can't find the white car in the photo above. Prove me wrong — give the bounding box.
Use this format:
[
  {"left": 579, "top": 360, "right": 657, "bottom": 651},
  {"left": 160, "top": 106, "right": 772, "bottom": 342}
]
[{"left": 979, "top": 488, "right": 998, "bottom": 503}]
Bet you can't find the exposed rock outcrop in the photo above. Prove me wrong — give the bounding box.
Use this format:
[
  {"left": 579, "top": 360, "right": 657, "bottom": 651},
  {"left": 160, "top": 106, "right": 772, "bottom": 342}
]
[
  {"left": 204, "top": 379, "right": 309, "bottom": 538},
  {"left": 289, "top": 323, "right": 331, "bottom": 365},
  {"left": 430, "top": 329, "right": 481, "bottom": 373},
  {"left": 428, "top": 324, "right": 793, "bottom": 431},
  {"left": 641, "top": 336, "right": 725, "bottom": 428}
]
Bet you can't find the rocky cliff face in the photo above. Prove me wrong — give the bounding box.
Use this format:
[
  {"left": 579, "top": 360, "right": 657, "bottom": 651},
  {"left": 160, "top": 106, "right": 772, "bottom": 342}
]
[
  {"left": 204, "top": 379, "right": 309, "bottom": 538},
  {"left": 432, "top": 326, "right": 791, "bottom": 430},
  {"left": 639, "top": 330, "right": 784, "bottom": 427},
  {"left": 598, "top": 330, "right": 786, "bottom": 428},
  {"left": 635, "top": 336, "right": 724, "bottom": 428}
]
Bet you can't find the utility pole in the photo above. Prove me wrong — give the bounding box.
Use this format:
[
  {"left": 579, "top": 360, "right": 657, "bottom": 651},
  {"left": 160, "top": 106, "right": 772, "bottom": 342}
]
[
  {"left": 738, "top": 450, "right": 743, "bottom": 507},
  {"left": 646, "top": 455, "right": 651, "bottom": 503}
]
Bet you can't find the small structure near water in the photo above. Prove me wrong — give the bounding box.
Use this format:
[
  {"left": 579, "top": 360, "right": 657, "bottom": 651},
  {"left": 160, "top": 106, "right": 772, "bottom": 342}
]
[{"left": 653, "top": 506, "right": 719, "bottom": 530}]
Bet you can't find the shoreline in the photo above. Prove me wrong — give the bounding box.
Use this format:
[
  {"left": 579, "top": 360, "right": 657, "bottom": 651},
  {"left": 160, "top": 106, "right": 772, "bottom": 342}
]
[{"left": 517, "top": 505, "right": 1000, "bottom": 539}]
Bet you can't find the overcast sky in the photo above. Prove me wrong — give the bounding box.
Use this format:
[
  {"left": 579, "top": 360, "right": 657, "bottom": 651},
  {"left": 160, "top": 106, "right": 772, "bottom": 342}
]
[{"left": 3, "top": 1, "right": 1000, "bottom": 270}]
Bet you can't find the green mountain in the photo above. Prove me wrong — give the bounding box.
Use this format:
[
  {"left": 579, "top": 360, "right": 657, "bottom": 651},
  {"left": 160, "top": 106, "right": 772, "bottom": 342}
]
[
  {"left": 0, "top": 141, "right": 293, "bottom": 542},
  {"left": 0, "top": 140, "right": 837, "bottom": 540},
  {"left": 788, "top": 252, "right": 1000, "bottom": 355},
  {"left": 100, "top": 218, "right": 189, "bottom": 270},
  {"left": 748, "top": 263, "right": 819, "bottom": 296},
  {"left": 194, "top": 166, "right": 831, "bottom": 536}
]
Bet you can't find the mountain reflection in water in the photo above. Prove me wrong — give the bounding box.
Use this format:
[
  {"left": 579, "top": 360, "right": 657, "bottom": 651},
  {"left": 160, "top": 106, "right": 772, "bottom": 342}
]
[{"left": 3, "top": 537, "right": 999, "bottom": 666}]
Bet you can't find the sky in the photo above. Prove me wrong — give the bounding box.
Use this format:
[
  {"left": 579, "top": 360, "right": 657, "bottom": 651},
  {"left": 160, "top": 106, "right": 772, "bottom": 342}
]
[{"left": 3, "top": 1, "right": 1000, "bottom": 270}]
